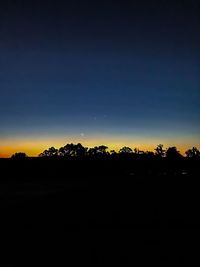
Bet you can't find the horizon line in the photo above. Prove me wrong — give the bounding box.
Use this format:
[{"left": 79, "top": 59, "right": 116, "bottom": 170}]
[{"left": 0, "top": 142, "right": 199, "bottom": 158}]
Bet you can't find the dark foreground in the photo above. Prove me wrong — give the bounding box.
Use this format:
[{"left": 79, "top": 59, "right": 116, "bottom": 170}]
[{"left": 0, "top": 158, "right": 200, "bottom": 266}]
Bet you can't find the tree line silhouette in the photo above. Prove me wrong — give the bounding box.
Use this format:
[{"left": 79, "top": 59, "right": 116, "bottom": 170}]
[{"left": 10, "top": 143, "right": 200, "bottom": 159}]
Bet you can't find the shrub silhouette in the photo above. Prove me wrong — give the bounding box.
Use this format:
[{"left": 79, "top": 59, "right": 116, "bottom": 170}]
[
  {"left": 166, "top": 147, "right": 182, "bottom": 159},
  {"left": 185, "top": 147, "right": 200, "bottom": 158},
  {"left": 11, "top": 152, "right": 28, "bottom": 159}
]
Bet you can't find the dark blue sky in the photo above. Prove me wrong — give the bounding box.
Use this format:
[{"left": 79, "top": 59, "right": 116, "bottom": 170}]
[{"left": 0, "top": 0, "right": 199, "bottom": 156}]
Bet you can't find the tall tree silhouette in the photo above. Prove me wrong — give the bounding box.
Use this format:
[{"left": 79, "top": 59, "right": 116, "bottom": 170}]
[{"left": 154, "top": 144, "right": 165, "bottom": 157}]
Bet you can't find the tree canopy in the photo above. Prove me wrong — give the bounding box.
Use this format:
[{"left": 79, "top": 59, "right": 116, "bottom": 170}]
[{"left": 8, "top": 144, "right": 200, "bottom": 160}]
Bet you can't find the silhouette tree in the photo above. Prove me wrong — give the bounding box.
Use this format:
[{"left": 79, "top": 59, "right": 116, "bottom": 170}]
[
  {"left": 35, "top": 142, "right": 200, "bottom": 162},
  {"left": 185, "top": 147, "right": 200, "bottom": 158},
  {"left": 58, "top": 143, "right": 87, "bottom": 157},
  {"left": 110, "top": 150, "right": 117, "bottom": 155},
  {"left": 58, "top": 144, "right": 75, "bottom": 157},
  {"left": 119, "top": 146, "right": 133, "bottom": 154},
  {"left": 132, "top": 148, "right": 145, "bottom": 155},
  {"left": 11, "top": 152, "right": 28, "bottom": 159},
  {"left": 87, "top": 147, "right": 96, "bottom": 156},
  {"left": 88, "top": 145, "right": 108, "bottom": 156},
  {"left": 75, "top": 143, "right": 88, "bottom": 157},
  {"left": 154, "top": 144, "right": 165, "bottom": 157},
  {"left": 39, "top": 147, "right": 58, "bottom": 157},
  {"left": 166, "top": 147, "right": 182, "bottom": 159},
  {"left": 133, "top": 148, "right": 139, "bottom": 154}
]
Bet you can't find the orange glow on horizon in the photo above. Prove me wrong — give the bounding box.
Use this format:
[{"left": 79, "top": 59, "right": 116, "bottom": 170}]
[{"left": 0, "top": 134, "right": 198, "bottom": 157}]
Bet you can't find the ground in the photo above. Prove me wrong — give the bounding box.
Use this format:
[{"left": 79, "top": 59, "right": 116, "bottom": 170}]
[{"left": 0, "top": 158, "right": 199, "bottom": 266}]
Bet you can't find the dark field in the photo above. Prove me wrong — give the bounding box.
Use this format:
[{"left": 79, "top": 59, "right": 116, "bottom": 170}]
[{"left": 0, "top": 158, "right": 200, "bottom": 266}]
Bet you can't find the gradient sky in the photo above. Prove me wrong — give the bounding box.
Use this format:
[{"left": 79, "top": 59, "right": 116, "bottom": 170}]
[{"left": 0, "top": 0, "right": 199, "bottom": 157}]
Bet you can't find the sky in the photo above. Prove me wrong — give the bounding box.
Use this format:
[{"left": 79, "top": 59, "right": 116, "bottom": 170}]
[{"left": 0, "top": 0, "right": 199, "bottom": 157}]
